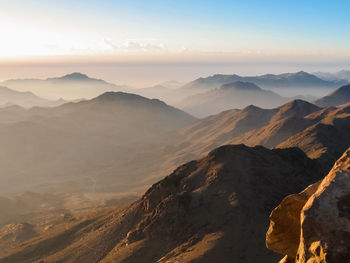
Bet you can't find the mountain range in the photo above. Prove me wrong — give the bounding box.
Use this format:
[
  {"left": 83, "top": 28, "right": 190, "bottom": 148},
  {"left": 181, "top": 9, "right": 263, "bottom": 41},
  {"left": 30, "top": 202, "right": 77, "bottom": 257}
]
[
  {"left": 0, "top": 73, "right": 134, "bottom": 100},
  {"left": 0, "top": 91, "right": 194, "bottom": 197},
  {"left": 1, "top": 88, "right": 347, "bottom": 197},
  {"left": 182, "top": 71, "right": 348, "bottom": 94},
  {"left": 0, "top": 86, "right": 64, "bottom": 108},
  {"left": 177, "top": 81, "right": 288, "bottom": 117},
  {"left": 157, "top": 99, "right": 350, "bottom": 178},
  {"left": 2, "top": 71, "right": 345, "bottom": 107},
  {"left": 1, "top": 71, "right": 347, "bottom": 110},
  {"left": 1, "top": 72, "right": 350, "bottom": 262}
]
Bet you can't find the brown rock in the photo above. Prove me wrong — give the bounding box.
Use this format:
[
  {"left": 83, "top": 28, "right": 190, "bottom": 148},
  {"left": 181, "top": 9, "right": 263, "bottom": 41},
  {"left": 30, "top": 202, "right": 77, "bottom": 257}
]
[
  {"left": 266, "top": 182, "right": 320, "bottom": 257},
  {"left": 266, "top": 147, "right": 350, "bottom": 263}
]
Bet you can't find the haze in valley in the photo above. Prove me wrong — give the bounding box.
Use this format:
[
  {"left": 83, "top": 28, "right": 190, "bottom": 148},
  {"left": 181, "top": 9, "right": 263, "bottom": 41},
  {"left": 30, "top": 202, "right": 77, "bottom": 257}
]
[{"left": 0, "top": 1, "right": 350, "bottom": 262}]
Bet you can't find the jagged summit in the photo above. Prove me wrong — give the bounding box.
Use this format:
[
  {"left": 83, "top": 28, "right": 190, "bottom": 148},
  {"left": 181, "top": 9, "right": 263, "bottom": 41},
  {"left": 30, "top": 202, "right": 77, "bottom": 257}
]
[{"left": 241, "top": 104, "right": 265, "bottom": 113}]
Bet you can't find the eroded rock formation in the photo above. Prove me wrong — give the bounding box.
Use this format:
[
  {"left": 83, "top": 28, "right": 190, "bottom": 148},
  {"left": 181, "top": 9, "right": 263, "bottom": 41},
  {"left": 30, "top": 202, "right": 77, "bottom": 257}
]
[{"left": 266, "top": 147, "right": 350, "bottom": 263}]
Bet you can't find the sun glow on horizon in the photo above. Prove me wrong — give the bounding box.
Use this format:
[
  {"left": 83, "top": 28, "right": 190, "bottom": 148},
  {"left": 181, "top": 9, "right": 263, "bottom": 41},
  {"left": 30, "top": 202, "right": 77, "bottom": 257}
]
[{"left": 1, "top": 0, "right": 349, "bottom": 59}]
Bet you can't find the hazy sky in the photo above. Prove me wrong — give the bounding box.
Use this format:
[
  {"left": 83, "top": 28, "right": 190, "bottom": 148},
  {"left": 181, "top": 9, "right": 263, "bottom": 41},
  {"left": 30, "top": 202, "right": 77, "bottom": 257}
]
[{"left": 1, "top": 0, "right": 350, "bottom": 85}]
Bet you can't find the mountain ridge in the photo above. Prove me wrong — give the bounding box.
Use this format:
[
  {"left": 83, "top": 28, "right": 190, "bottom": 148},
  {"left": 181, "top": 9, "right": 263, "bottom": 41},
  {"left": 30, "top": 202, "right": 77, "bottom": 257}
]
[
  {"left": 157, "top": 99, "right": 350, "bottom": 180},
  {"left": 1, "top": 73, "right": 135, "bottom": 100},
  {"left": 0, "top": 85, "right": 64, "bottom": 108},
  {"left": 314, "top": 84, "right": 350, "bottom": 107},
  {"left": 0, "top": 144, "right": 324, "bottom": 263},
  {"left": 183, "top": 71, "right": 348, "bottom": 91},
  {"left": 177, "top": 81, "right": 288, "bottom": 117}
]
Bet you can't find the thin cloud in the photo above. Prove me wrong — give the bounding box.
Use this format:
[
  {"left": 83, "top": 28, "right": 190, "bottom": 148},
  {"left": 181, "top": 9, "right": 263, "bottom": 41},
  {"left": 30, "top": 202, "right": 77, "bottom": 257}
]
[{"left": 104, "top": 39, "right": 167, "bottom": 53}]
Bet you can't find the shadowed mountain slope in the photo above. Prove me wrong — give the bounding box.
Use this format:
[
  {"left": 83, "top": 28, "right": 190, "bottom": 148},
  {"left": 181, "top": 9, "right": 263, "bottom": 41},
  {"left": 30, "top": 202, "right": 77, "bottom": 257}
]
[
  {"left": 0, "top": 145, "right": 324, "bottom": 263},
  {"left": 156, "top": 100, "right": 350, "bottom": 179},
  {"left": 158, "top": 100, "right": 322, "bottom": 174},
  {"left": 314, "top": 84, "right": 350, "bottom": 107},
  {"left": 277, "top": 104, "right": 350, "bottom": 168}
]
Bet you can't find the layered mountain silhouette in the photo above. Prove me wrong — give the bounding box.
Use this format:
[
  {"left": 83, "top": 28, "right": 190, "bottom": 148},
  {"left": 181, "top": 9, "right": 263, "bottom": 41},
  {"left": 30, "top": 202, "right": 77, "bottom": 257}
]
[
  {"left": 0, "top": 86, "right": 64, "bottom": 108},
  {"left": 0, "top": 145, "right": 324, "bottom": 263},
  {"left": 177, "top": 81, "right": 288, "bottom": 117},
  {"left": 0, "top": 73, "right": 134, "bottom": 100},
  {"left": 314, "top": 84, "right": 350, "bottom": 107},
  {"left": 0, "top": 92, "right": 195, "bottom": 196},
  {"left": 182, "top": 71, "right": 348, "bottom": 92},
  {"left": 158, "top": 100, "right": 350, "bottom": 177},
  {"left": 1, "top": 91, "right": 349, "bottom": 207},
  {"left": 0, "top": 83, "right": 350, "bottom": 262}
]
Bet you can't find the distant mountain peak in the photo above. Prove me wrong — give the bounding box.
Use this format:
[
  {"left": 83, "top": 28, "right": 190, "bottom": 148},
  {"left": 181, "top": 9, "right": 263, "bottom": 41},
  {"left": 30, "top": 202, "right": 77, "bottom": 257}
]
[
  {"left": 242, "top": 104, "right": 264, "bottom": 113},
  {"left": 296, "top": 70, "right": 308, "bottom": 75},
  {"left": 281, "top": 99, "right": 317, "bottom": 108},
  {"left": 59, "top": 72, "right": 90, "bottom": 80}
]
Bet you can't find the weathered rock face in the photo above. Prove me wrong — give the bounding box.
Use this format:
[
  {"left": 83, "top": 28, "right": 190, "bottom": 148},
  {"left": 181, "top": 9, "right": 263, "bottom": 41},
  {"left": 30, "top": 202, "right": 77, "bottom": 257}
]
[
  {"left": 266, "top": 147, "right": 350, "bottom": 263},
  {"left": 266, "top": 182, "right": 321, "bottom": 258}
]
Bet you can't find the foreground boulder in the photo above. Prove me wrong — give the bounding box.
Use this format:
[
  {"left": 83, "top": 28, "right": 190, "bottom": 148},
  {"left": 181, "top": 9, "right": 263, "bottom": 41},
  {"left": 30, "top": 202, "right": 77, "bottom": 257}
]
[{"left": 266, "top": 147, "right": 350, "bottom": 263}]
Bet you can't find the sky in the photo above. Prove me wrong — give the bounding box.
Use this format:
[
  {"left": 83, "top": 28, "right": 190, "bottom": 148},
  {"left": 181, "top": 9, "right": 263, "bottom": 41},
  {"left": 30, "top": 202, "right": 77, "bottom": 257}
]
[{"left": 1, "top": 0, "right": 350, "bottom": 86}]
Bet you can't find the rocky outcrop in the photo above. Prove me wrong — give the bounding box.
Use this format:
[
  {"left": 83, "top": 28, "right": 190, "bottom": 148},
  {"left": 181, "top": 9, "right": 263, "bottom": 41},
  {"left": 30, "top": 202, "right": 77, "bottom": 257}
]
[
  {"left": 266, "top": 147, "right": 350, "bottom": 263},
  {"left": 0, "top": 223, "right": 38, "bottom": 247}
]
